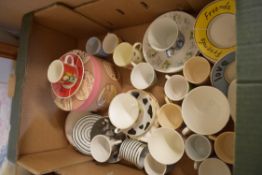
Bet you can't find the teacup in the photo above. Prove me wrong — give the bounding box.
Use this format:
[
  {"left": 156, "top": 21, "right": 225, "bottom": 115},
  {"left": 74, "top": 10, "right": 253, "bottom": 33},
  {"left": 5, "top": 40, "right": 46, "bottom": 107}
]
[
  {"left": 102, "top": 33, "right": 122, "bottom": 54},
  {"left": 113, "top": 42, "right": 144, "bottom": 67},
  {"left": 209, "top": 132, "right": 235, "bottom": 164},
  {"left": 164, "top": 75, "right": 189, "bottom": 101},
  {"left": 198, "top": 158, "right": 231, "bottom": 175},
  {"left": 185, "top": 134, "right": 212, "bottom": 169},
  {"left": 85, "top": 36, "right": 108, "bottom": 57},
  {"left": 157, "top": 97, "right": 183, "bottom": 129},
  {"left": 144, "top": 153, "right": 170, "bottom": 175},
  {"left": 108, "top": 93, "right": 140, "bottom": 133},
  {"left": 90, "top": 135, "right": 122, "bottom": 163},
  {"left": 183, "top": 56, "right": 211, "bottom": 85},
  {"left": 47, "top": 55, "right": 78, "bottom": 89},
  {"left": 148, "top": 17, "right": 178, "bottom": 51},
  {"left": 148, "top": 127, "right": 184, "bottom": 165},
  {"left": 130, "top": 62, "right": 157, "bottom": 90}
]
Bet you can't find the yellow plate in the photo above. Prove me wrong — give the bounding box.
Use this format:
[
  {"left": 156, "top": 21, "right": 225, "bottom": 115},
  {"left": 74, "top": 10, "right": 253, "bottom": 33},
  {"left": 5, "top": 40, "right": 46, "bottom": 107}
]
[{"left": 194, "top": 0, "right": 236, "bottom": 63}]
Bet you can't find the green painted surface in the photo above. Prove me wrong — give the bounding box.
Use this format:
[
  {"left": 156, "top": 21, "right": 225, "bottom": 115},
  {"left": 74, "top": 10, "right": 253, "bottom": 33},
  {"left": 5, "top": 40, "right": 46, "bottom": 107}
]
[{"left": 7, "top": 13, "right": 33, "bottom": 163}]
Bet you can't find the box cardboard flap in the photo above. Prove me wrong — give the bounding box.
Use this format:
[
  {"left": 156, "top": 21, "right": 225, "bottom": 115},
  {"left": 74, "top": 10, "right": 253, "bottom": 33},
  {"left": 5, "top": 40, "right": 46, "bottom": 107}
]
[
  {"left": 75, "top": 0, "right": 193, "bottom": 29},
  {"left": 17, "top": 147, "right": 92, "bottom": 175},
  {"left": 34, "top": 4, "right": 107, "bottom": 38},
  {"left": 56, "top": 160, "right": 144, "bottom": 175}
]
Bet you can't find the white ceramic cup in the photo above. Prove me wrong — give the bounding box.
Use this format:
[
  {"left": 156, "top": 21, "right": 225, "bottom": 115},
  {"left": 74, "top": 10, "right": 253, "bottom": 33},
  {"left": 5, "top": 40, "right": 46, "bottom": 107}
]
[
  {"left": 185, "top": 134, "right": 212, "bottom": 169},
  {"left": 182, "top": 86, "right": 230, "bottom": 135},
  {"left": 90, "top": 135, "right": 122, "bottom": 163},
  {"left": 102, "top": 33, "right": 121, "bottom": 54},
  {"left": 198, "top": 158, "right": 231, "bottom": 175},
  {"left": 183, "top": 56, "right": 211, "bottom": 85},
  {"left": 209, "top": 132, "right": 235, "bottom": 164},
  {"left": 85, "top": 36, "right": 108, "bottom": 57},
  {"left": 148, "top": 127, "right": 184, "bottom": 165},
  {"left": 164, "top": 75, "right": 189, "bottom": 101},
  {"left": 148, "top": 17, "right": 178, "bottom": 51},
  {"left": 157, "top": 97, "right": 183, "bottom": 129},
  {"left": 207, "top": 13, "right": 236, "bottom": 49},
  {"left": 108, "top": 93, "right": 140, "bottom": 132},
  {"left": 113, "top": 42, "right": 144, "bottom": 67},
  {"left": 144, "top": 153, "right": 167, "bottom": 175},
  {"left": 130, "top": 62, "right": 157, "bottom": 90},
  {"left": 227, "top": 79, "right": 236, "bottom": 122}
]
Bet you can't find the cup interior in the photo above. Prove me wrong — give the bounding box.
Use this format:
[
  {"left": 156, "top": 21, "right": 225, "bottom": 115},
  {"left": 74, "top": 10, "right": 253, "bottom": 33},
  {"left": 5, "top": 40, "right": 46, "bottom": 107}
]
[
  {"left": 91, "top": 135, "right": 111, "bottom": 162},
  {"left": 113, "top": 42, "right": 133, "bottom": 67},
  {"left": 183, "top": 56, "right": 211, "bottom": 84},
  {"left": 86, "top": 37, "right": 101, "bottom": 54},
  {"left": 131, "top": 63, "right": 155, "bottom": 89},
  {"left": 185, "top": 134, "right": 211, "bottom": 161},
  {"left": 164, "top": 75, "right": 189, "bottom": 101},
  {"left": 103, "top": 33, "right": 119, "bottom": 54},
  {"left": 207, "top": 13, "right": 236, "bottom": 48},
  {"left": 148, "top": 128, "right": 184, "bottom": 165},
  {"left": 47, "top": 60, "right": 63, "bottom": 83},
  {"left": 144, "top": 153, "right": 167, "bottom": 175},
  {"left": 157, "top": 103, "right": 183, "bottom": 129},
  {"left": 198, "top": 158, "right": 231, "bottom": 175},
  {"left": 214, "top": 132, "right": 235, "bottom": 164},
  {"left": 148, "top": 17, "right": 178, "bottom": 51}
]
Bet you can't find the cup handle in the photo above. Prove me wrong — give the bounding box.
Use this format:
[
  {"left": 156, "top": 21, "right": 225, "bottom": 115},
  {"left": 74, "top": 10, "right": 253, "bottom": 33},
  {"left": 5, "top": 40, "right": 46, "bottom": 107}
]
[
  {"left": 131, "top": 62, "right": 137, "bottom": 67},
  {"left": 114, "top": 128, "right": 121, "bottom": 134},
  {"left": 208, "top": 135, "right": 217, "bottom": 141},
  {"left": 165, "top": 75, "right": 171, "bottom": 79},
  {"left": 132, "top": 42, "right": 142, "bottom": 51},
  {"left": 194, "top": 161, "right": 200, "bottom": 170},
  {"left": 182, "top": 127, "right": 191, "bottom": 136},
  {"left": 64, "top": 55, "right": 75, "bottom": 66},
  {"left": 113, "top": 140, "right": 122, "bottom": 145},
  {"left": 164, "top": 96, "right": 171, "bottom": 104}
]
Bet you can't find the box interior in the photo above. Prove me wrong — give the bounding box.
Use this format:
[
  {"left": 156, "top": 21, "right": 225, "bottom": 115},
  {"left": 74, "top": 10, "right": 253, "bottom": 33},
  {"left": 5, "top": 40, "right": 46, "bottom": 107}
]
[{"left": 13, "top": 1, "right": 216, "bottom": 174}]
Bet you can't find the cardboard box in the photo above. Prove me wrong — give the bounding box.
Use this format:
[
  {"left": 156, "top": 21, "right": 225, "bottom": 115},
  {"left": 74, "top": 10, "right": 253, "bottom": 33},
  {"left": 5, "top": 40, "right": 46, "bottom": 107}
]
[{"left": 7, "top": 1, "right": 220, "bottom": 174}]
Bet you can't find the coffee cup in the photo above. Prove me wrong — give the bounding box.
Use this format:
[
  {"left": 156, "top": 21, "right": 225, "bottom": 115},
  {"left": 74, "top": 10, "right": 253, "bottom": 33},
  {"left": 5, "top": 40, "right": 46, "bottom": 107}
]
[
  {"left": 183, "top": 56, "right": 211, "bottom": 85},
  {"left": 144, "top": 153, "right": 169, "bottom": 175},
  {"left": 85, "top": 36, "right": 108, "bottom": 57},
  {"left": 102, "top": 33, "right": 122, "bottom": 54},
  {"left": 164, "top": 75, "right": 189, "bottom": 101},
  {"left": 47, "top": 55, "right": 78, "bottom": 89},
  {"left": 90, "top": 135, "right": 122, "bottom": 163},
  {"left": 157, "top": 97, "right": 183, "bottom": 129},
  {"left": 113, "top": 42, "right": 143, "bottom": 67},
  {"left": 198, "top": 158, "right": 231, "bottom": 175},
  {"left": 209, "top": 132, "right": 235, "bottom": 164},
  {"left": 227, "top": 79, "right": 236, "bottom": 122},
  {"left": 108, "top": 93, "right": 140, "bottom": 133},
  {"left": 185, "top": 134, "right": 212, "bottom": 169},
  {"left": 148, "top": 127, "right": 184, "bottom": 165},
  {"left": 130, "top": 62, "right": 157, "bottom": 90},
  {"left": 148, "top": 17, "right": 178, "bottom": 51}
]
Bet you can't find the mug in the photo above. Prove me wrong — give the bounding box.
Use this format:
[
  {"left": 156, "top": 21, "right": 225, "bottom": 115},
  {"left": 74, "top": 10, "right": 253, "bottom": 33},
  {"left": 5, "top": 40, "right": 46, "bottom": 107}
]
[
  {"left": 164, "top": 75, "right": 189, "bottom": 101},
  {"left": 144, "top": 153, "right": 171, "bottom": 175},
  {"left": 130, "top": 62, "right": 157, "bottom": 90},
  {"left": 47, "top": 55, "right": 78, "bottom": 89},
  {"left": 85, "top": 36, "right": 108, "bottom": 57},
  {"left": 148, "top": 127, "right": 184, "bottom": 165},
  {"left": 148, "top": 17, "right": 178, "bottom": 51},
  {"left": 119, "top": 138, "right": 148, "bottom": 169},
  {"left": 157, "top": 97, "right": 183, "bottom": 129},
  {"left": 102, "top": 33, "right": 122, "bottom": 54},
  {"left": 90, "top": 135, "right": 122, "bottom": 163},
  {"left": 209, "top": 132, "right": 235, "bottom": 164},
  {"left": 183, "top": 56, "right": 211, "bottom": 85},
  {"left": 198, "top": 158, "right": 231, "bottom": 175},
  {"left": 108, "top": 93, "right": 140, "bottom": 132},
  {"left": 113, "top": 42, "right": 143, "bottom": 67},
  {"left": 185, "top": 134, "right": 212, "bottom": 169}
]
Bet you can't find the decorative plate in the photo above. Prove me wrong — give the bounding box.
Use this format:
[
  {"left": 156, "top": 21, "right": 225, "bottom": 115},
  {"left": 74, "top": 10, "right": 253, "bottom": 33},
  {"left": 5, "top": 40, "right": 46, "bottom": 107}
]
[
  {"left": 143, "top": 11, "right": 198, "bottom": 73},
  {"left": 194, "top": 0, "right": 236, "bottom": 62}
]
